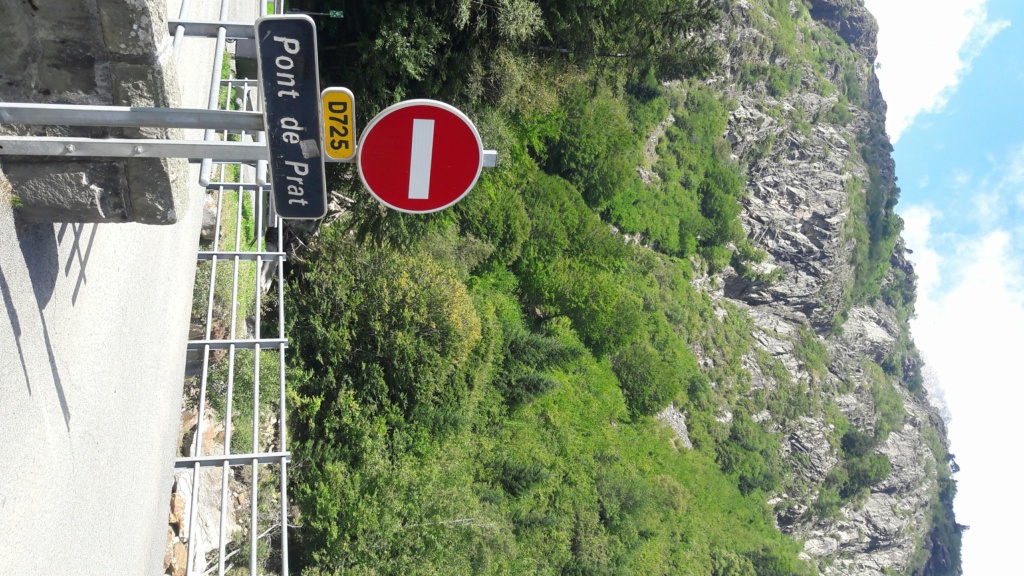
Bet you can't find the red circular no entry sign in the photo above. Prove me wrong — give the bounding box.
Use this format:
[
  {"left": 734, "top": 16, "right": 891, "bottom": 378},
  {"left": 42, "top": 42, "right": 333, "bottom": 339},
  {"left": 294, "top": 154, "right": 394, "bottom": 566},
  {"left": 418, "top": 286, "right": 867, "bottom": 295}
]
[{"left": 357, "top": 99, "right": 484, "bottom": 214}]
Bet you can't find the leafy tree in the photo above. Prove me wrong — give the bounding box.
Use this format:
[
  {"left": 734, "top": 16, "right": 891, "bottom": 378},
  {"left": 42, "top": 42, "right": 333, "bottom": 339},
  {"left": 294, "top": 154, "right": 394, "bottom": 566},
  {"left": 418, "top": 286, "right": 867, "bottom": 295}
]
[
  {"left": 496, "top": 328, "right": 583, "bottom": 407},
  {"left": 287, "top": 226, "right": 481, "bottom": 435},
  {"left": 711, "top": 547, "right": 757, "bottom": 576},
  {"left": 547, "top": 88, "right": 639, "bottom": 209},
  {"left": 717, "top": 409, "right": 784, "bottom": 495},
  {"left": 612, "top": 340, "right": 680, "bottom": 416},
  {"left": 537, "top": 0, "right": 720, "bottom": 82}
]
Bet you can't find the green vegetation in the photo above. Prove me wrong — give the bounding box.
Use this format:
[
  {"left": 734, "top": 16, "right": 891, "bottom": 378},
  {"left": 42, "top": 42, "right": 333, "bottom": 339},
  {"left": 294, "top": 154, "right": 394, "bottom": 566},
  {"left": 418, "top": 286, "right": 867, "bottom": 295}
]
[
  {"left": 825, "top": 99, "right": 854, "bottom": 125},
  {"left": 218, "top": 51, "right": 235, "bottom": 111},
  {"left": 3, "top": 193, "right": 22, "bottom": 209},
  {"left": 794, "top": 328, "right": 830, "bottom": 380},
  {"left": 734, "top": 0, "right": 865, "bottom": 107},
  {"left": 244, "top": 0, "right": 963, "bottom": 573},
  {"left": 606, "top": 85, "right": 747, "bottom": 268},
  {"left": 757, "top": 350, "right": 813, "bottom": 424},
  {"left": 284, "top": 228, "right": 812, "bottom": 575},
  {"left": 864, "top": 360, "right": 905, "bottom": 442},
  {"left": 811, "top": 363, "right": 904, "bottom": 519},
  {"left": 812, "top": 424, "right": 892, "bottom": 517},
  {"left": 207, "top": 348, "right": 284, "bottom": 453},
  {"left": 845, "top": 164, "right": 903, "bottom": 307},
  {"left": 193, "top": 169, "right": 261, "bottom": 339},
  {"left": 840, "top": 134, "right": 921, "bottom": 400},
  {"left": 917, "top": 427, "right": 966, "bottom": 576},
  {"left": 716, "top": 408, "right": 786, "bottom": 495},
  {"left": 268, "top": 1, "right": 824, "bottom": 572},
  {"left": 732, "top": 241, "right": 783, "bottom": 284}
]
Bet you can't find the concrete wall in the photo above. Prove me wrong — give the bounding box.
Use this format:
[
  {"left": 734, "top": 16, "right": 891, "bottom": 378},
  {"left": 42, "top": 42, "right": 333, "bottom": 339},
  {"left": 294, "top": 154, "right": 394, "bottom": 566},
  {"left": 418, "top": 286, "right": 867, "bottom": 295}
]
[{"left": 0, "top": 0, "right": 188, "bottom": 224}]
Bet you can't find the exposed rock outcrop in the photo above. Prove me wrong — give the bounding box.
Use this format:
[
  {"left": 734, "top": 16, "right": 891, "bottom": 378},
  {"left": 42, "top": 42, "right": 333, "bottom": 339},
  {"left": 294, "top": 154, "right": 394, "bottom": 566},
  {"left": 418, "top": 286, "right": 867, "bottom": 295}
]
[
  {"left": 806, "top": 0, "right": 880, "bottom": 60},
  {"left": 658, "top": 403, "right": 694, "bottom": 449},
  {"left": 685, "top": 1, "right": 961, "bottom": 574}
]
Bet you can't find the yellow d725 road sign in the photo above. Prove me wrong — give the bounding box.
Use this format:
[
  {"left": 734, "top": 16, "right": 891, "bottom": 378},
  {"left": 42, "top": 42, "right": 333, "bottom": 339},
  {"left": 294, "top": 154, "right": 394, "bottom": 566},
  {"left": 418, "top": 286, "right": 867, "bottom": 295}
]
[{"left": 321, "top": 87, "right": 356, "bottom": 162}]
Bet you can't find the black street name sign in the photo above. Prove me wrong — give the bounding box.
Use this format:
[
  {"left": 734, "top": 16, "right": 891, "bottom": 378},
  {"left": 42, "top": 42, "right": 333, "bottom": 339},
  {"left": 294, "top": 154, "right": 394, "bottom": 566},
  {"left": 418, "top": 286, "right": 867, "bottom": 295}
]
[{"left": 255, "top": 15, "right": 327, "bottom": 220}]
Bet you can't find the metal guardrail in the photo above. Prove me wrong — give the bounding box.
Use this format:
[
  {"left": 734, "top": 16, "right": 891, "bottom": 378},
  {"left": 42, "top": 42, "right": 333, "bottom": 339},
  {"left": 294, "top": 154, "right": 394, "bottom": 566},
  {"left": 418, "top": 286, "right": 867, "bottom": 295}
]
[
  {"left": 0, "top": 103, "right": 266, "bottom": 131},
  {"left": 0, "top": 137, "right": 269, "bottom": 161},
  {"left": 171, "top": 1, "right": 291, "bottom": 575}
]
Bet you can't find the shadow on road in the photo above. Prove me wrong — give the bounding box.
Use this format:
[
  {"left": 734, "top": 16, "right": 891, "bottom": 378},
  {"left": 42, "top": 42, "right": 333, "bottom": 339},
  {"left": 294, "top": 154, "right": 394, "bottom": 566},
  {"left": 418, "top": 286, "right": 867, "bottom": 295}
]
[
  {"left": 12, "top": 222, "right": 70, "bottom": 430},
  {"left": 58, "top": 223, "right": 98, "bottom": 306},
  {"left": 0, "top": 266, "right": 29, "bottom": 393}
]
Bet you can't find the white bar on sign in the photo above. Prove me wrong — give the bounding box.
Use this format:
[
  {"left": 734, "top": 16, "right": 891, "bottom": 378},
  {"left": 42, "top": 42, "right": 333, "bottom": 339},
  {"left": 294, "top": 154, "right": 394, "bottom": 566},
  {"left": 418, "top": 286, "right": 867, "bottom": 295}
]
[{"left": 408, "top": 119, "right": 435, "bottom": 200}]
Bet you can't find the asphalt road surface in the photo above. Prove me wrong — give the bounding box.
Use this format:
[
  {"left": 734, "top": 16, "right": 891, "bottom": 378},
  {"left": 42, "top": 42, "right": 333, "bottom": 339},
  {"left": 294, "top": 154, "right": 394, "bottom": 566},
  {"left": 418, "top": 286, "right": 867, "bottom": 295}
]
[{"left": 0, "top": 0, "right": 256, "bottom": 573}]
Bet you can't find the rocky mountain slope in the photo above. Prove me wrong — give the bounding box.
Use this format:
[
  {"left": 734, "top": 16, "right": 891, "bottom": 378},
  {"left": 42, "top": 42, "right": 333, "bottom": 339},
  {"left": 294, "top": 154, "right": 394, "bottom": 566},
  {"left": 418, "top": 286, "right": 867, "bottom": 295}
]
[
  {"left": 261, "top": 1, "right": 963, "bottom": 573},
  {"left": 684, "top": 0, "right": 962, "bottom": 574}
]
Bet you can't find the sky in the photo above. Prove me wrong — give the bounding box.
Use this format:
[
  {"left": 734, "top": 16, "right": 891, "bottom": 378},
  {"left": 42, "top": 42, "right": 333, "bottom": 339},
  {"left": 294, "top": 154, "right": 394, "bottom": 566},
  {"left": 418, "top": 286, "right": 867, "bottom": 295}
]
[{"left": 862, "top": 0, "right": 1024, "bottom": 573}]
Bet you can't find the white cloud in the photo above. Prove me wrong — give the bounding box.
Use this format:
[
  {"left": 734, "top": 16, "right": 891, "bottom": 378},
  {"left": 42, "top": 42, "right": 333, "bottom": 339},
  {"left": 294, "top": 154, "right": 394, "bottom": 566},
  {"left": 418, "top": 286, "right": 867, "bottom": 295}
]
[
  {"left": 1005, "top": 144, "right": 1024, "bottom": 185},
  {"left": 971, "top": 191, "right": 1001, "bottom": 224},
  {"left": 902, "top": 212, "right": 1024, "bottom": 575},
  {"left": 900, "top": 205, "right": 941, "bottom": 297},
  {"left": 952, "top": 169, "right": 972, "bottom": 188},
  {"left": 864, "top": 0, "right": 1009, "bottom": 141}
]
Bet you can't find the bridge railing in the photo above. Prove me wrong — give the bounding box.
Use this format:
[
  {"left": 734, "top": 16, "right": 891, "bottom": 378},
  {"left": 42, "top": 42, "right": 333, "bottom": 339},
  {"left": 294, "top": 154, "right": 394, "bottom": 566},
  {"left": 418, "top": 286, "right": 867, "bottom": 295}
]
[{"left": 171, "top": 1, "right": 292, "bottom": 575}]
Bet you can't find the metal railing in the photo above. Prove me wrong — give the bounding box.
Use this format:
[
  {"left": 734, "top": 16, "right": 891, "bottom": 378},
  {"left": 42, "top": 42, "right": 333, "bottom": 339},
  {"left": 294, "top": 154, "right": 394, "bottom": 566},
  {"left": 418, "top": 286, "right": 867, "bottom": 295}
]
[{"left": 171, "top": 1, "right": 291, "bottom": 575}]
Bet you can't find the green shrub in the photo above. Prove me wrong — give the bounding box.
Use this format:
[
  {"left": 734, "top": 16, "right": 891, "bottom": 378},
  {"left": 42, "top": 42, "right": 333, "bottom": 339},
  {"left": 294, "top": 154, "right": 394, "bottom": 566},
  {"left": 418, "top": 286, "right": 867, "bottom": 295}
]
[
  {"left": 812, "top": 486, "right": 843, "bottom": 518},
  {"left": 794, "top": 328, "right": 830, "bottom": 378},
  {"left": 842, "top": 452, "right": 891, "bottom": 499},
  {"left": 843, "top": 66, "right": 865, "bottom": 105},
  {"left": 495, "top": 456, "right": 550, "bottom": 496},
  {"left": 455, "top": 175, "right": 531, "bottom": 267},
  {"left": 815, "top": 427, "right": 893, "bottom": 516},
  {"left": 607, "top": 85, "right": 745, "bottom": 268},
  {"left": 827, "top": 100, "right": 854, "bottom": 125},
  {"left": 612, "top": 340, "right": 680, "bottom": 416},
  {"left": 287, "top": 226, "right": 481, "bottom": 434},
  {"left": 717, "top": 409, "right": 785, "bottom": 495},
  {"left": 711, "top": 547, "right": 757, "bottom": 576},
  {"left": 765, "top": 65, "right": 801, "bottom": 97},
  {"left": 732, "top": 241, "right": 771, "bottom": 280},
  {"left": 548, "top": 88, "right": 640, "bottom": 209},
  {"left": 745, "top": 545, "right": 806, "bottom": 576},
  {"left": 866, "top": 362, "right": 906, "bottom": 442},
  {"left": 497, "top": 329, "right": 583, "bottom": 407}
]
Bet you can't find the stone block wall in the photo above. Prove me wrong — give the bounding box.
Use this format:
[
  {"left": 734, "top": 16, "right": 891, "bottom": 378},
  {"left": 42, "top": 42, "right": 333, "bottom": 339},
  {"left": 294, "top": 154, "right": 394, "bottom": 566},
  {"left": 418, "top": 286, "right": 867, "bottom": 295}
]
[{"left": 0, "top": 0, "right": 188, "bottom": 224}]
